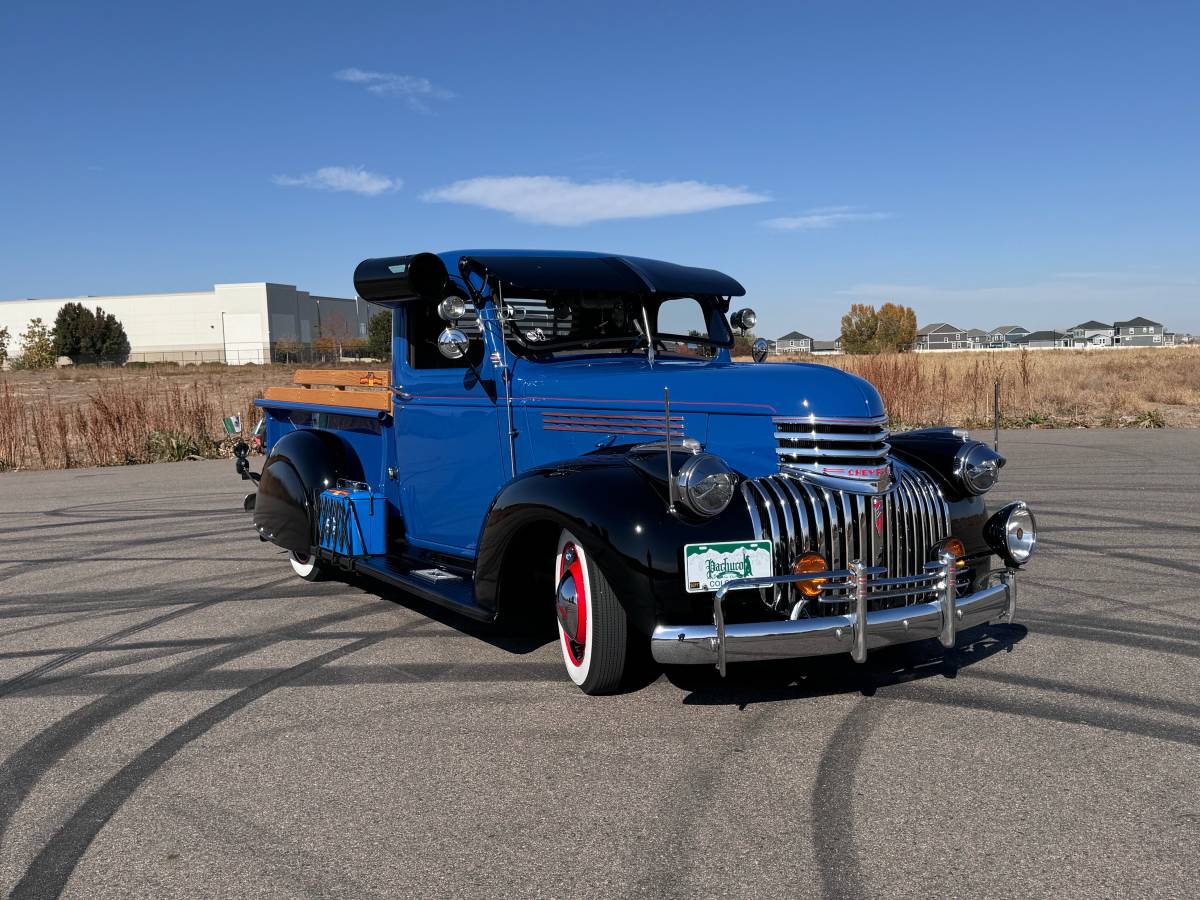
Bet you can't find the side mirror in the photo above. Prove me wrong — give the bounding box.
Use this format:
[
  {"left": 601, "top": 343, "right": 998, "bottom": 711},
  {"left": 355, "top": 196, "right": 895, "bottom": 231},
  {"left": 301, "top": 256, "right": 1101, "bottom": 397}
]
[
  {"left": 731, "top": 308, "right": 757, "bottom": 334},
  {"left": 437, "top": 327, "right": 470, "bottom": 360},
  {"left": 751, "top": 338, "right": 769, "bottom": 363}
]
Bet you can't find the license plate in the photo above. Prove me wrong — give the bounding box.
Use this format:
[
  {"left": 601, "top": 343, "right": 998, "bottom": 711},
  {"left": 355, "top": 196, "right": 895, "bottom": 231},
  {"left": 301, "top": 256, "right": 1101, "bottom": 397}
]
[{"left": 683, "top": 540, "right": 773, "bottom": 593}]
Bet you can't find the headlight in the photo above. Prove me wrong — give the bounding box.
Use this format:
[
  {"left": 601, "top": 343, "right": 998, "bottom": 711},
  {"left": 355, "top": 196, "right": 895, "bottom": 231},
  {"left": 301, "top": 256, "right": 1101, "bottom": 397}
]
[
  {"left": 955, "top": 442, "right": 1005, "bottom": 495},
  {"left": 985, "top": 501, "right": 1037, "bottom": 566},
  {"left": 437, "top": 296, "right": 466, "bottom": 322},
  {"left": 675, "top": 454, "right": 737, "bottom": 517}
]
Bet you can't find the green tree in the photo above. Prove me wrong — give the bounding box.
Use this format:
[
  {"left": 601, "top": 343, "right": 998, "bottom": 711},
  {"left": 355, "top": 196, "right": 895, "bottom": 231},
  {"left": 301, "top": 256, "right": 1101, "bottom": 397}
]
[
  {"left": 840, "top": 304, "right": 880, "bottom": 354},
  {"left": 875, "top": 303, "right": 918, "bottom": 353},
  {"left": 52, "top": 302, "right": 93, "bottom": 359},
  {"left": 366, "top": 309, "right": 392, "bottom": 360},
  {"left": 0, "top": 326, "right": 9, "bottom": 368},
  {"left": 90, "top": 307, "right": 130, "bottom": 363},
  {"left": 17, "top": 318, "right": 57, "bottom": 369},
  {"left": 50, "top": 303, "right": 129, "bottom": 363}
]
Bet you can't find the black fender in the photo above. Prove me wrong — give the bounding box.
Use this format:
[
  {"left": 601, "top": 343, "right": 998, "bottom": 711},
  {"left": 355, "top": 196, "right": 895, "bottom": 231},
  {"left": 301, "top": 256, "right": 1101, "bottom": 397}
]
[
  {"left": 253, "top": 430, "right": 365, "bottom": 554},
  {"left": 890, "top": 429, "right": 999, "bottom": 559},
  {"left": 474, "top": 453, "right": 756, "bottom": 635}
]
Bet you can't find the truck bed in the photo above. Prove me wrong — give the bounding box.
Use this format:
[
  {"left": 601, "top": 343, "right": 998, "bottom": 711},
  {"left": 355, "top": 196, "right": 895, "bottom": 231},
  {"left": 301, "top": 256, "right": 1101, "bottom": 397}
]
[{"left": 260, "top": 368, "right": 393, "bottom": 412}]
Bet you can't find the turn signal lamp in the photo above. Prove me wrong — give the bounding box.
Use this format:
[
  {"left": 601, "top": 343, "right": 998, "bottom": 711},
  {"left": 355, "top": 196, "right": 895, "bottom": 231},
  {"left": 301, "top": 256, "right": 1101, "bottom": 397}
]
[
  {"left": 939, "top": 537, "right": 967, "bottom": 569},
  {"left": 793, "top": 552, "right": 828, "bottom": 597}
]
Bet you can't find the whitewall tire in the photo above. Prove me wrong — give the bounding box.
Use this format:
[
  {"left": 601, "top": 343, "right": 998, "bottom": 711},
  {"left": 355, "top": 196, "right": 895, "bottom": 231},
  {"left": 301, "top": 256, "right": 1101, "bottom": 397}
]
[
  {"left": 289, "top": 550, "right": 325, "bottom": 582},
  {"left": 554, "top": 529, "right": 628, "bottom": 695}
]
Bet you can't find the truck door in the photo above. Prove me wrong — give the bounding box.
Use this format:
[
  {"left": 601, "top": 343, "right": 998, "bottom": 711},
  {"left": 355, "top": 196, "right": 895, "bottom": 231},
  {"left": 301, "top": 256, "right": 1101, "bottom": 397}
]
[{"left": 392, "top": 301, "right": 507, "bottom": 556}]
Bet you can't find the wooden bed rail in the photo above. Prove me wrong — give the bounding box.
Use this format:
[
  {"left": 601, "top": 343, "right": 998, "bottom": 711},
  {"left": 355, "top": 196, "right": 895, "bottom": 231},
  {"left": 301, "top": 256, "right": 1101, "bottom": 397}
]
[{"left": 262, "top": 368, "right": 392, "bottom": 411}]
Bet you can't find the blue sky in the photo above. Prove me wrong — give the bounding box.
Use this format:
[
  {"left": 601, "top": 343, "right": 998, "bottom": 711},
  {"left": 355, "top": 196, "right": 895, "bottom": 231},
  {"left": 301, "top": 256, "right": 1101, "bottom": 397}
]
[{"left": 2, "top": 0, "right": 1198, "bottom": 337}]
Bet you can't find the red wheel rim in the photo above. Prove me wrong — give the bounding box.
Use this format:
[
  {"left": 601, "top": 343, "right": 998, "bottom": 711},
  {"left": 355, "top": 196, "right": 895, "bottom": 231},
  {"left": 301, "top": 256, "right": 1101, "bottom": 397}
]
[{"left": 559, "top": 543, "right": 588, "bottom": 666}]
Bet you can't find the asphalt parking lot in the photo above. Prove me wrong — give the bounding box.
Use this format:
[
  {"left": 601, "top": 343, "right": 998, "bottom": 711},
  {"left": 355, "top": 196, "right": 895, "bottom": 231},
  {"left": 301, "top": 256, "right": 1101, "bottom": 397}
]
[{"left": 1, "top": 430, "right": 1197, "bottom": 899}]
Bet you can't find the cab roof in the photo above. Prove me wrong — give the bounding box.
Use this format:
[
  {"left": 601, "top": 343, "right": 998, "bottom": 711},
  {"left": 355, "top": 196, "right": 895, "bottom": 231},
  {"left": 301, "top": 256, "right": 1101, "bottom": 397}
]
[{"left": 353, "top": 249, "right": 746, "bottom": 304}]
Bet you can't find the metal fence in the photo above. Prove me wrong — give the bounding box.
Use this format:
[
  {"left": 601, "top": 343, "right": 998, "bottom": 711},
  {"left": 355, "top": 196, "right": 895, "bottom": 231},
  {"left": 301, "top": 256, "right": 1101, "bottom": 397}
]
[{"left": 120, "top": 347, "right": 387, "bottom": 366}]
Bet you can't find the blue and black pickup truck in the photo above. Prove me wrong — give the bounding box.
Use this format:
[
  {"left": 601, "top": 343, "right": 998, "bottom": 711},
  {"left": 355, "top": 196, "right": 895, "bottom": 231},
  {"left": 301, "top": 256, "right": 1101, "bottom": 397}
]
[{"left": 236, "top": 250, "right": 1036, "bottom": 694}]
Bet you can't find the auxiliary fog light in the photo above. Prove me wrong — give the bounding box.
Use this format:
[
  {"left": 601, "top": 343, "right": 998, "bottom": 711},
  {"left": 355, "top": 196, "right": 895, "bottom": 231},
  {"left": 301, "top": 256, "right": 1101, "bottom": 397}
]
[
  {"left": 793, "top": 553, "right": 829, "bottom": 597},
  {"left": 984, "top": 501, "right": 1038, "bottom": 566}
]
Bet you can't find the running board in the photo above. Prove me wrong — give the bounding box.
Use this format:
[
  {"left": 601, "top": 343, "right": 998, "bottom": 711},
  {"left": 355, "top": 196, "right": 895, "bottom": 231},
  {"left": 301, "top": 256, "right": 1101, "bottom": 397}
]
[{"left": 354, "top": 558, "right": 493, "bottom": 622}]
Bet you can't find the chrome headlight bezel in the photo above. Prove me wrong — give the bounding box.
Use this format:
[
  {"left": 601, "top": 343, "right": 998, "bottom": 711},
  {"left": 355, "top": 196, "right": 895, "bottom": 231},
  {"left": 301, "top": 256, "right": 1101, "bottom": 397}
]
[
  {"left": 985, "top": 501, "right": 1037, "bottom": 566},
  {"left": 954, "top": 442, "right": 1005, "bottom": 495},
  {"left": 675, "top": 453, "right": 738, "bottom": 517}
]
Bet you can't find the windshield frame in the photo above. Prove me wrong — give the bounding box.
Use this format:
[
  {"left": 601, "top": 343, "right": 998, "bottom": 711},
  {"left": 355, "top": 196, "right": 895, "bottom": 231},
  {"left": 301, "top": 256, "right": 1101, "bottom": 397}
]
[{"left": 495, "top": 291, "right": 734, "bottom": 360}]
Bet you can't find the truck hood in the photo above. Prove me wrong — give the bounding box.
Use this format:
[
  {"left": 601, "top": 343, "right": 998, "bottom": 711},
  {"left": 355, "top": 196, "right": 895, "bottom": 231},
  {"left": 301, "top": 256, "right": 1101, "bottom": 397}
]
[{"left": 512, "top": 356, "right": 885, "bottom": 420}]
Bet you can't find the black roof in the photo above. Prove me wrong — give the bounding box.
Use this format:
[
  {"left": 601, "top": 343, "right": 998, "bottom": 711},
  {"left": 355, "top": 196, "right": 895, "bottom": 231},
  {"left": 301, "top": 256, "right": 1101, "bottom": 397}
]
[
  {"left": 354, "top": 250, "right": 745, "bottom": 304},
  {"left": 1025, "top": 330, "right": 1067, "bottom": 341},
  {"left": 777, "top": 331, "right": 812, "bottom": 341},
  {"left": 1071, "top": 320, "right": 1111, "bottom": 330},
  {"left": 1114, "top": 316, "right": 1162, "bottom": 327}
]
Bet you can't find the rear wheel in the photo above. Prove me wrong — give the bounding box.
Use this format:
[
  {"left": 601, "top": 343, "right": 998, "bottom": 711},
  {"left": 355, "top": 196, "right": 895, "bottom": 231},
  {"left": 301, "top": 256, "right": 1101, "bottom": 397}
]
[
  {"left": 554, "top": 529, "right": 629, "bottom": 695},
  {"left": 289, "top": 550, "right": 325, "bottom": 582}
]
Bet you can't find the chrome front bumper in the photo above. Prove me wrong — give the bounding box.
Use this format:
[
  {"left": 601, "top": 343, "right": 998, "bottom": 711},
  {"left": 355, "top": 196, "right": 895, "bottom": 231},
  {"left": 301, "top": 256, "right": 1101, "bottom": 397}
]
[{"left": 651, "top": 555, "right": 1017, "bottom": 675}]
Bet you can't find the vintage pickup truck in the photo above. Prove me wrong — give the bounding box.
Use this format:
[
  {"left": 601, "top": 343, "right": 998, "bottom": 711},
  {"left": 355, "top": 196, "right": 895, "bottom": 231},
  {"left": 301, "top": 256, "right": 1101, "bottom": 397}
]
[{"left": 238, "top": 250, "right": 1036, "bottom": 694}]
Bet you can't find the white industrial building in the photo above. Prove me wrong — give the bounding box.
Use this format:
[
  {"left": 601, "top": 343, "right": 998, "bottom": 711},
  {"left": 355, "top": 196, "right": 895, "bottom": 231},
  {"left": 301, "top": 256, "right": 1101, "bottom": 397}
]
[{"left": 0, "top": 283, "right": 373, "bottom": 365}]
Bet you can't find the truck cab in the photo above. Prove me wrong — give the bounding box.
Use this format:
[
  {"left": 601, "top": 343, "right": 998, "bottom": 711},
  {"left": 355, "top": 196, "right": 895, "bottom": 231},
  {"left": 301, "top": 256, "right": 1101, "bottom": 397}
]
[{"left": 246, "top": 250, "right": 1037, "bottom": 694}]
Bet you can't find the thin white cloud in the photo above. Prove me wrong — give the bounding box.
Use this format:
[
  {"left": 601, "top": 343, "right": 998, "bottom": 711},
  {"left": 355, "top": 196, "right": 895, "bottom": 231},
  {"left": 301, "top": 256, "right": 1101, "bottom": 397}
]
[
  {"left": 334, "top": 68, "right": 453, "bottom": 112},
  {"left": 421, "top": 176, "right": 770, "bottom": 226},
  {"left": 273, "top": 166, "right": 401, "bottom": 196},
  {"left": 763, "top": 205, "right": 891, "bottom": 231}
]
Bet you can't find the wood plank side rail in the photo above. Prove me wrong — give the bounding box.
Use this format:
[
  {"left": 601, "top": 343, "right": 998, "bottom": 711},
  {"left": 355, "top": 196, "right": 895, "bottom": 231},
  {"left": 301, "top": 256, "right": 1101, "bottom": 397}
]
[{"left": 262, "top": 368, "right": 392, "bottom": 412}]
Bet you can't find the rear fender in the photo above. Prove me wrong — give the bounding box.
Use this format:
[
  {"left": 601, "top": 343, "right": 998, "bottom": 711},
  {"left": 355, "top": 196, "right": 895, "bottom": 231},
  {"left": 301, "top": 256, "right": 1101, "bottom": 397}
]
[{"left": 253, "top": 429, "right": 365, "bottom": 554}]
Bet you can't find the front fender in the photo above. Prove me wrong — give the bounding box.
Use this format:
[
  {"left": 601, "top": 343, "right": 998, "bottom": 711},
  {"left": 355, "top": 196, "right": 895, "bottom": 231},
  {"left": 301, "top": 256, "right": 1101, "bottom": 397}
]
[{"left": 474, "top": 457, "right": 757, "bottom": 635}]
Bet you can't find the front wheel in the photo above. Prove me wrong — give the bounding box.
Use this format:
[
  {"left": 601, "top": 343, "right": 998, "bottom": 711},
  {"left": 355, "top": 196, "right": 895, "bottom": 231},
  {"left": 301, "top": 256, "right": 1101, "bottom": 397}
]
[
  {"left": 289, "top": 550, "right": 325, "bottom": 582},
  {"left": 554, "top": 530, "right": 629, "bottom": 695}
]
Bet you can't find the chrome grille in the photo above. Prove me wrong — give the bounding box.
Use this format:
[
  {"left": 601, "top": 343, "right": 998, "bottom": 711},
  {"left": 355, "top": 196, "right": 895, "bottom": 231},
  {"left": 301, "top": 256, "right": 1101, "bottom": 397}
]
[
  {"left": 774, "top": 415, "right": 890, "bottom": 478},
  {"left": 741, "top": 459, "right": 953, "bottom": 613}
]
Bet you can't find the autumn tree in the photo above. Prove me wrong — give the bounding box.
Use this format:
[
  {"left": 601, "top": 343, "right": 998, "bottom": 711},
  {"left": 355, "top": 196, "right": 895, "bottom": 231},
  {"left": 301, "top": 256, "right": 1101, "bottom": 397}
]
[
  {"left": 840, "top": 304, "right": 880, "bottom": 354},
  {"left": 0, "top": 326, "right": 9, "bottom": 368},
  {"left": 16, "top": 318, "right": 56, "bottom": 369},
  {"left": 875, "top": 303, "right": 918, "bottom": 353}
]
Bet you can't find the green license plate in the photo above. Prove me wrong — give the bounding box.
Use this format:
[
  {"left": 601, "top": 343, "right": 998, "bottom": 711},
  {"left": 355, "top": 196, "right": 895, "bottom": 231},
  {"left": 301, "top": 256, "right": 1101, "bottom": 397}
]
[{"left": 683, "top": 540, "right": 773, "bottom": 594}]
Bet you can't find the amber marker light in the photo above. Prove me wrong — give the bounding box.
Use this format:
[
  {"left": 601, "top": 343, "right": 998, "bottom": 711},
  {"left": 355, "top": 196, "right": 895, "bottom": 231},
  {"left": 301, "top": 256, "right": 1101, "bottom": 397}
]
[
  {"left": 942, "top": 537, "right": 967, "bottom": 568},
  {"left": 793, "top": 552, "right": 829, "bottom": 597}
]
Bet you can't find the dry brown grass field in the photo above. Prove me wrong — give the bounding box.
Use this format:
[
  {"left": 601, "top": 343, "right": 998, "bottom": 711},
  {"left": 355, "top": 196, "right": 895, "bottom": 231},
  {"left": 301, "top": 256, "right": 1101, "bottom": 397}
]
[{"left": 1, "top": 347, "right": 1198, "bottom": 471}]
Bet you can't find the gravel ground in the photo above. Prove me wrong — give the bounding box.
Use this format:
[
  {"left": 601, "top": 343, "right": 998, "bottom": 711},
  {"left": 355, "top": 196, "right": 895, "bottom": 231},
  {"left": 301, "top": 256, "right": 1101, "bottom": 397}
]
[{"left": 0, "top": 430, "right": 1197, "bottom": 899}]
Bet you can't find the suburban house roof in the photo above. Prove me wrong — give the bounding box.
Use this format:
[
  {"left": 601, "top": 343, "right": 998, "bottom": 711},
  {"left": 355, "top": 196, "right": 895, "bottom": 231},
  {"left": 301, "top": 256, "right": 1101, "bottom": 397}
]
[
  {"left": 811, "top": 339, "right": 839, "bottom": 351},
  {"left": 1071, "top": 320, "right": 1112, "bottom": 330},
  {"left": 965, "top": 328, "right": 987, "bottom": 337},
  {"left": 1114, "top": 316, "right": 1162, "bottom": 327},
  {"left": 989, "top": 325, "right": 1028, "bottom": 335},
  {"left": 917, "top": 322, "right": 961, "bottom": 335},
  {"left": 1024, "top": 330, "right": 1068, "bottom": 342},
  {"left": 776, "top": 331, "right": 812, "bottom": 341}
]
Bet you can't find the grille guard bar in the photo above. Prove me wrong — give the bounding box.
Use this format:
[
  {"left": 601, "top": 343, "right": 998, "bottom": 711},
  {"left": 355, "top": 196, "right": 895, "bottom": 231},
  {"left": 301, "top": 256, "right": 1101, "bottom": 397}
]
[{"left": 652, "top": 554, "right": 1018, "bottom": 676}]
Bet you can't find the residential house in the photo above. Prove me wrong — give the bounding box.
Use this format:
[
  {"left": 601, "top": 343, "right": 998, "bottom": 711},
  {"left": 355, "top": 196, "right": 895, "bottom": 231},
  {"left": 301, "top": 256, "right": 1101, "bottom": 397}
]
[
  {"left": 965, "top": 328, "right": 988, "bottom": 349},
  {"left": 774, "top": 331, "right": 813, "bottom": 354},
  {"left": 987, "top": 325, "right": 1031, "bottom": 348},
  {"left": 1069, "top": 320, "right": 1114, "bottom": 347},
  {"left": 810, "top": 339, "right": 842, "bottom": 355},
  {"left": 915, "top": 323, "right": 971, "bottom": 351},
  {"left": 1024, "top": 330, "right": 1072, "bottom": 349},
  {"left": 1113, "top": 316, "right": 1165, "bottom": 347}
]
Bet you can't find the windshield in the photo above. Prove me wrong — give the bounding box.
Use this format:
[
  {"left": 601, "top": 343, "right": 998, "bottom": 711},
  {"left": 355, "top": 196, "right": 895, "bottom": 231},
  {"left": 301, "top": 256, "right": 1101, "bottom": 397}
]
[{"left": 500, "top": 295, "right": 730, "bottom": 358}]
